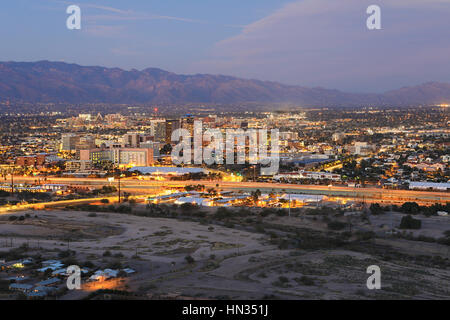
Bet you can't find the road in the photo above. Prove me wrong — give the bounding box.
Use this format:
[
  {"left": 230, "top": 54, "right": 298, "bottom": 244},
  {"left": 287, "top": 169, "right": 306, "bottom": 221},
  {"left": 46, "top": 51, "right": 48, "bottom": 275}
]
[{"left": 11, "top": 176, "right": 450, "bottom": 205}]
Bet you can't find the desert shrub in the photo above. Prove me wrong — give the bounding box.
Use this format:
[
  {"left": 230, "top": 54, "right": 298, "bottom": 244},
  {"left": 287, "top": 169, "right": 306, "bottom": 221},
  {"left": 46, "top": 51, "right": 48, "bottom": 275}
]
[
  {"left": 370, "top": 203, "right": 385, "bottom": 215},
  {"left": 400, "top": 202, "right": 420, "bottom": 215},
  {"left": 185, "top": 255, "right": 195, "bottom": 264},
  {"left": 399, "top": 215, "right": 422, "bottom": 229},
  {"left": 327, "top": 221, "right": 347, "bottom": 231},
  {"left": 294, "top": 276, "right": 315, "bottom": 286}
]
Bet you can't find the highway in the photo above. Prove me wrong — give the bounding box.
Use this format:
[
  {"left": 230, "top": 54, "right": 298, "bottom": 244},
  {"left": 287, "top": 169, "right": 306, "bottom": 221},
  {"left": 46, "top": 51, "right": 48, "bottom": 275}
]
[{"left": 11, "top": 176, "right": 450, "bottom": 205}]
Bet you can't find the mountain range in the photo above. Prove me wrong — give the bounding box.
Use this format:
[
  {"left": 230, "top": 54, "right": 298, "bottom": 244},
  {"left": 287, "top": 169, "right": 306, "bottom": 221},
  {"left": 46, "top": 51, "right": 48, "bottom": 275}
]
[{"left": 1, "top": 61, "right": 450, "bottom": 106}]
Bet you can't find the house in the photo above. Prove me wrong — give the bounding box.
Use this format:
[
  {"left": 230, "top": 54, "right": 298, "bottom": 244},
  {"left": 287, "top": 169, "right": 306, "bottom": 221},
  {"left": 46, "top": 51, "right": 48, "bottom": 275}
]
[
  {"left": 21, "top": 258, "right": 34, "bottom": 265},
  {"left": 38, "top": 266, "right": 59, "bottom": 272},
  {"left": 174, "top": 197, "right": 213, "bottom": 206},
  {"left": 6, "top": 276, "right": 29, "bottom": 283},
  {"left": 122, "top": 268, "right": 136, "bottom": 275},
  {"left": 89, "top": 269, "right": 119, "bottom": 281},
  {"left": 27, "top": 286, "right": 57, "bottom": 299},
  {"left": 42, "top": 260, "right": 62, "bottom": 266},
  {"left": 52, "top": 269, "right": 68, "bottom": 276},
  {"left": 38, "top": 261, "right": 65, "bottom": 272},
  {"left": 36, "top": 278, "right": 61, "bottom": 287},
  {"left": 2, "top": 260, "right": 25, "bottom": 270},
  {"left": 9, "top": 283, "right": 33, "bottom": 293}
]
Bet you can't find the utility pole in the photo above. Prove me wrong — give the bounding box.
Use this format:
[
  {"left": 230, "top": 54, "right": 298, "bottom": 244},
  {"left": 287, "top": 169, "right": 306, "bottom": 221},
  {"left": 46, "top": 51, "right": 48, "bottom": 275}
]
[
  {"left": 288, "top": 193, "right": 291, "bottom": 218},
  {"left": 11, "top": 171, "right": 14, "bottom": 194},
  {"left": 118, "top": 173, "right": 121, "bottom": 204}
]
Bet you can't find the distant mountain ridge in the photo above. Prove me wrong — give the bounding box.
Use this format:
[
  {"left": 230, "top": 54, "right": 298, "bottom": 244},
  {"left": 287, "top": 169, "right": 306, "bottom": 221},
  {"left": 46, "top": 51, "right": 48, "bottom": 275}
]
[{"left": 0, "top": 61, "right": 449, "bottom": 106}]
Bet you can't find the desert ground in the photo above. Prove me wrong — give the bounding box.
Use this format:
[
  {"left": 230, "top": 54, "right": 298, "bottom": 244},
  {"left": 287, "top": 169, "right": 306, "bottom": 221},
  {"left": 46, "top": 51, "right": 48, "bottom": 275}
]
[{"left": 0, "top": 206, "right": 449, "bottom": 300}]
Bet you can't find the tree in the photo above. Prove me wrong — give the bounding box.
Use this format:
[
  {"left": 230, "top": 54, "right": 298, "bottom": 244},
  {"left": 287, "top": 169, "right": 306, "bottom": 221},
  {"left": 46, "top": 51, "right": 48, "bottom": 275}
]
[
  {"left": 400, "top": 202, "right": 421, "bottom": 214},
  {"left": 399, "top": 215, "right": 422, "bottom": 229},
  {"left": 369, "top": 203, "right": 384, "bottom": 215},
  {"left": 251, "top": 189, "right": 261, "bottom": 204},
  {"left": 160, "top": 144, "right": 173, "bottom": 155},
  {"left": 180, "top": 203, "right": 196, "bottom": 214}
]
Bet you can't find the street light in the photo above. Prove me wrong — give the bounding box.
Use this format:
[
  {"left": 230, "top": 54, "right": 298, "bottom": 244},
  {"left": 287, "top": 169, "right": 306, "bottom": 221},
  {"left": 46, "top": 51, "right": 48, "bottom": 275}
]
[{"left": 113, "top": 166, "right": 125, "bottom": 203}]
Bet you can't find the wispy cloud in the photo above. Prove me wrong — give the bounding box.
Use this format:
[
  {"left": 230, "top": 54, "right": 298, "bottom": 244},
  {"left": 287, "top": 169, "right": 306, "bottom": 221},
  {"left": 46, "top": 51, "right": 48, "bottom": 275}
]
[
  {"left": 83, "top": 13, "right": 204, "bottom": 24},
  {"left": 51, "top": 0, "right": 204, "bottom": 24},
  {"left": 194, "top": 0, "right": 450, "bottom": 92},
  {"left": 83, "top": 24, "right": 126, "bottom": 37}
]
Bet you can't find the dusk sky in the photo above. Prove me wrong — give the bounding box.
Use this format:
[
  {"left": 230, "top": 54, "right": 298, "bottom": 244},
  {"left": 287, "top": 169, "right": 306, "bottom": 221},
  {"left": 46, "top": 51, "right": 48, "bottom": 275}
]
[{"left": 1, "top": 0, "right": 449, "bottom": 92}]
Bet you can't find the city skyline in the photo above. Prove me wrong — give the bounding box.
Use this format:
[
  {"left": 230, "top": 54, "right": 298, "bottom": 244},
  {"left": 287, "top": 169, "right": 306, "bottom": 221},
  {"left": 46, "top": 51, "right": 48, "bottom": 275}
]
[{"left": 0, "top": 1, "right": 449, "bottom": 305}]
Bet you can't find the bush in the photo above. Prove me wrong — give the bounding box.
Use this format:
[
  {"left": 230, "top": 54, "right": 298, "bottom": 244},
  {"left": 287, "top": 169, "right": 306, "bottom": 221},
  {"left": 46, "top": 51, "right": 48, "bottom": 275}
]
[
  {"left": 185, "top": 255, "right": 195, "bottom": 264},
  {"left": 116, "top": 205, "right": 132, "bottom": 213},
  {"left": 83, "top": 261, "right": 95, "bottom": 268},
  {"left": 370, "top": 203, "right": 385, "bottom": 215},
  {"left": 295, "top": 276, "right": 315, "bottom": 286},
  {"left": 400, "top": 202, "right": 420, "bottom": 215},
  {"left": 179, "top": 203, "right": 196, "bottom": 214},
  {"left": 107, "top": 261, "right": 122, "bottom": 269},
  {"left": 214, "top": 207, "right": 230, "bottom": 219},
  {"left": 58, "top": 250, "right": 74, "bottom": 258},
  {"left": 327, "top": 221, "right": 347, "bottom": 231},
  {"left": 103, "top": 250, "right": 112, "bottom": 257},
  {"left": 399, "top": 215, "right": 422, "bottom": 229}
]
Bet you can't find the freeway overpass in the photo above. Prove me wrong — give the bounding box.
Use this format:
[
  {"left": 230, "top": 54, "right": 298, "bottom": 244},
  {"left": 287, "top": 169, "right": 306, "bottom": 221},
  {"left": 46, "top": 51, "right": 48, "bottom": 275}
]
[{"left": 11, "top": 176, "right": 450, "bottom": 205}]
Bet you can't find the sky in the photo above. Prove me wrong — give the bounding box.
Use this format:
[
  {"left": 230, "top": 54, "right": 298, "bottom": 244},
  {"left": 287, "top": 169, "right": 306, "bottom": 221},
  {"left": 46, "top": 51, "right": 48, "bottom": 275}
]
[{"left": 0, "top": 0, "right": 450, "bottom": 93}]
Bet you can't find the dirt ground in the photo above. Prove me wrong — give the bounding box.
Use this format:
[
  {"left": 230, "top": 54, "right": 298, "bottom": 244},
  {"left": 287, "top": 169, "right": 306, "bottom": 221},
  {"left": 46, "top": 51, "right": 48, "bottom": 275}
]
[{"left": 0, "top": 209, "right": 449, "bottom": 300}]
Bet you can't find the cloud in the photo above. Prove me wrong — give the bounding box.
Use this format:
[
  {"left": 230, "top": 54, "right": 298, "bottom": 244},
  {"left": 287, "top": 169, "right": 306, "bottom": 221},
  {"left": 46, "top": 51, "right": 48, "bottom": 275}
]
[
  {"left": 194, "top": 0, "right": 450, "bottom": 92},
  {"left": 83, "top": 13, "right": 204, "bottom": 24},
  {"left": 52, "top": 0, "right": 203, "bottom": 24},
  {"left": 83, "top": 24, "right": 126, "bottom": 37}
]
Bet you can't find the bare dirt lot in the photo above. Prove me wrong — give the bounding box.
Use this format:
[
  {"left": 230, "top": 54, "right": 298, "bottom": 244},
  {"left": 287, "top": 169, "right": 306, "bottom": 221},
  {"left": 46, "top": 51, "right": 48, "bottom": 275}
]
[{"left": 0, "top": 208, "right": 449, "bottom": 300}]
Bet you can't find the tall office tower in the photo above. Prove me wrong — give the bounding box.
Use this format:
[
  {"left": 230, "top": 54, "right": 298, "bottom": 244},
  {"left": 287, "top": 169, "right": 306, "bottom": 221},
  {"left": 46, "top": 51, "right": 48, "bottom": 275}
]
[
  {"left": 122, "top": 132, "right": 143, "bottom": 148},
  {"left": 150, "top": 120, "right": 166, "bottom": 142},
  {"left": 61, "top": 134, "right": 80, "bottom": 151},
  {"left": 75, "top": 136, "right": 96, "bottom": 159},
  {"left": 181, "top": 114, "right": 195, "bottom": 136},
  {"left": 140, "top": 141, "right": 161, "bottom": 158},
  {"left": 165, "top": 119, "right": 181, "bottom": 144}
]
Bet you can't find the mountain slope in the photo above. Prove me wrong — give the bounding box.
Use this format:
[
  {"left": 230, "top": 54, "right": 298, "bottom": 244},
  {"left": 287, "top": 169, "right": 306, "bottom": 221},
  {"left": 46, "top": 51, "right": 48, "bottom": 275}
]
[{"left": 0, "top": 61, "right": 448, "bottom": 106}]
